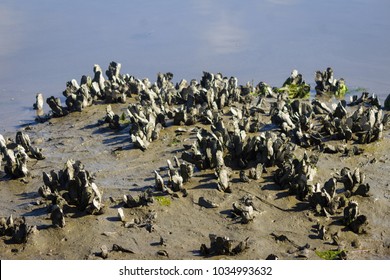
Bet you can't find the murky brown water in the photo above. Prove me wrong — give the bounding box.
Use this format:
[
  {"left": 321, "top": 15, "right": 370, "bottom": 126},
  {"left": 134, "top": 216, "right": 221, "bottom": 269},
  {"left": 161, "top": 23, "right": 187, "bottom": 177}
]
[{"left": 1, "top": 0, "right": 390, "bottom": 132}]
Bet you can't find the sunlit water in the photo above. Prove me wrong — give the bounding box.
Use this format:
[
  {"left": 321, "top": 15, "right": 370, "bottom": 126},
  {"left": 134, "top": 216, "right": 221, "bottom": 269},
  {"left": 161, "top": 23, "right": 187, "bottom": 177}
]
[{"left": 1, "top": 0, "right": 390, "bottom": 132}]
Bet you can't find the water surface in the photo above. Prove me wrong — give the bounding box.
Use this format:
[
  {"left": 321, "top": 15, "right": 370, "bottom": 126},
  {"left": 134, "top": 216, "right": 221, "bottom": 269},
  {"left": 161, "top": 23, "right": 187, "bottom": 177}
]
[{"left": 1, "top": 0, "right": 390, "bottom": 132}]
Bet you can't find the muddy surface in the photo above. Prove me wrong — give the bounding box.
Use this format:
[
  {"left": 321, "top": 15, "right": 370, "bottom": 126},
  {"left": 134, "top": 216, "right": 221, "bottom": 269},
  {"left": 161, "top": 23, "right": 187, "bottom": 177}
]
[{"left": 1, "top": 98, "right": 390, "bottom": 260}]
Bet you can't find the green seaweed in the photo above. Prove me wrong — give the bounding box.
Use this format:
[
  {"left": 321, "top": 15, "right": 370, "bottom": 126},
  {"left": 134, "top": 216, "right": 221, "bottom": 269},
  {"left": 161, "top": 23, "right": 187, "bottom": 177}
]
[
  {"left": 277, "top": 84, "right": 311, "bottom": 99},
  {"left": 353, "top": 87, "right": 367, "bottom": 92},
  {"left": 315, "top": 250, "right": 346, "bottom": 260},
  {"left": 155, "top": 196, "right": 171, "bottom": 206},
  {"left": 119, "top": 112, "right": 131, "bottom": 125},
  {"left": 334, "top": 83, "right": 349, "bottom": 98}
]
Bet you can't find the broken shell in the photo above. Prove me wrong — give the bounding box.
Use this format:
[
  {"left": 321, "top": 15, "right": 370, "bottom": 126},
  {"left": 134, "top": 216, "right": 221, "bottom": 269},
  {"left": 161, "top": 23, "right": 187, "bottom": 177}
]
[
  {"left": 323, "top": 178, "right": 336, "bottom": 199},
  {"left": 34, "top": 92, "right": 44, "bottom": 114},
  {"left": 239, "top": 170, "right": 250, "bottom": 183},
  {"left": 343, "top": 200, "right": 359, "bottom": 226},
  {"left": 255, "top": 163, "right": 263, "bottom": 180},
  {"left": 38, "top": 184, "right": 52, "bottom": 198},
  {"left": 170, "top": 171, "right": 184, "bottom": 192},
  {"left": 248, "top": 167, "right": 257, "bottom": 179},
  {"left": 112, "top": 244, "right": 135, "bottom": 254},
  {"left": 131, "top": 135, "right": 148, "bottom": 151},
  {"left": 216, "top": 167, "right": 231, "bottom": 192},
  {"left": 51, "top": 205, "right": 65, "bottom": 228},
  {"left": 265, "top": 254, "right": 278, "bottom": 260},
  {"left": 198, "top": 197, "right": 219, "bottom": 208},
  {"left": 154, "top": 170, "right": 165, "bottom": 191},
  {"left": 180, "top": 162, "right": 193, "bottom": 183},
  {"left": 117, "top": 208, "right": 126, "bottom": 222},
  {"left": 157, "top": 250, "right": 169, "bottom": 257},
  {"left": 99, "top": 245, "right": 109, "bottom": 259}
]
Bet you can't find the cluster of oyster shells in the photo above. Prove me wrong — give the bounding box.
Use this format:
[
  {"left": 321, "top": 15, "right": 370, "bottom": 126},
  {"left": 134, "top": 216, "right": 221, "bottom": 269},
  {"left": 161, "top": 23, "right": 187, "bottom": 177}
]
[
  {"left": 38, "top": 160, "right": 104, "bottom": 227},
  {"left": 314, "top": 67, "right": 347, "bottom": 96},
  {"left": 270, "top": 92, "right": 389, "bottom": 149},
  {"left": 155, "top": 157, "right": 193, "bottom": 194},
  {"left": 0, "top": 215, "right": 35, "bottom": 244},
  {"left": 0, "top": 132, "right": 44, "bottom": 178},
  {"left": 118, "top": 156, "right": 193, "bottom": 212},
  {"left": 200, "top": 234, "right": 249, "bottom": 256},
  {"left": 274, "top": 152, "right": 318, "bottom": 199},
  {"left": 337, "top": 167, "right": 370, "bottom": 197},
  {"left": 232, "top": 195, "right": 256, "bottom": 224},
  {"left": 321, "top": 99, "right": 387, "bottom": 144},
  {"left": 41, "top": 62, "right": 130, "bottom": 119},
  {"left": 306, "top": 167, "right": 370, "bottom": 233},
  {"left": 309, "top": 178, "right": 348, "bottom": 217},
  {"left": 127, "top": 102, "right": 166, "bottom": 151},
  {"left": 343, "top": 200, "right": 368, "bottom": 234}
]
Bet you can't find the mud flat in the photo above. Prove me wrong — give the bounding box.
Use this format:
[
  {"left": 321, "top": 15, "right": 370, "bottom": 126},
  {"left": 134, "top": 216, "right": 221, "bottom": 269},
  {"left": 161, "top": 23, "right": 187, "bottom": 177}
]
[{"left": 1, "top": 67, "right": 390, "bottom": 260}]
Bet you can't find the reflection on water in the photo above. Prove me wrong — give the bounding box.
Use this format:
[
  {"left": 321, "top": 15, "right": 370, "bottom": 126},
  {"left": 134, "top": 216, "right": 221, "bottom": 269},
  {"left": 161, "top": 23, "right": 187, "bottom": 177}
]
[{"left": 1, "top": 0, "right": 390, "bottom": 131}]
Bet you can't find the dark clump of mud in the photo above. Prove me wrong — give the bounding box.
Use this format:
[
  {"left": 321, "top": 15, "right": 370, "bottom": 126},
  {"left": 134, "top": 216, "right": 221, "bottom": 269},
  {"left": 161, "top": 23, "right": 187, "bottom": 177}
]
[{"left": 1, "top": 63, "right": 390, "bottom": 260}]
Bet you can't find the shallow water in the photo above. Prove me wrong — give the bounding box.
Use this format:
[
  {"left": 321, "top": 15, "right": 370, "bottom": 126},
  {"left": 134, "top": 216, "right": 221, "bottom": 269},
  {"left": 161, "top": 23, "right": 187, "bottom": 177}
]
[{"left": 1, "top": 0, "right": 390, "bottom": 132}]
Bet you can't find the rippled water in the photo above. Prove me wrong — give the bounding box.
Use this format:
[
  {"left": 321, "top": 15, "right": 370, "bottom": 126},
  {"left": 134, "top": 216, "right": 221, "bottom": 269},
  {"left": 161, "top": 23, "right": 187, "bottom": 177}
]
[{"left": 1, "top": 0, "right": 390, "bottom": 132}]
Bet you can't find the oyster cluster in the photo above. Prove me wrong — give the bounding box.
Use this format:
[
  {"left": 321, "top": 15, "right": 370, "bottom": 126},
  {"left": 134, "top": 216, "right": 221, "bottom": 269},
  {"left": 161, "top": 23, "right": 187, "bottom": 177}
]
[
  {"left": 152, "top": 157, "right": 193, "bottom": 196},
  {"left": 271, "top": 98, "right": 321, "bottom": 148},
  {"left": 122, "top": 191, "right": 154, "bottom": 209},
  {"left": 270, "top": 93, "right": 389, "bottom": 148},
  {"left": 200, "top": 234, "right": 249, "bottom": 256},
  {"left": 272, "top": 152, "right": 370, "bottom": 235},
  {"left": 182, "top": 129, "right": 224, "bottom": 170},
  {"left": 45, "top": 62, "right": 133, "bottom": 118},
  {"left": 0, "top": 215, "right": 35, "bottom": 244},
  {"left": 308, "top": 178, "right": 348, "bottom": 217},
  {"left": 343, "top": 201, "right": 368, "bottom": 234},
  {"left": 38, "top": 160, "right": 104, "bottom": 227},
  {"left": 101, "top": 105, "right": 121, "bottom": 129},
  {"left": 306, "top": 167, "right": 370, "bottom": 233},
  {"left": 210, "top": 111, "right": 295, "bottom": 168},
  {"left": 320, "top": 102, "right": 387, "bottom": 144},
  {"left": 118, "top": 207, "right": 157, "bottom": 232},
  {"left": 274, "top": 152, "right": 318, "bottom": 199},
  {"left": 183, "top": 119, "right": 295, "bottom": 171},
  {"left": 315, "top": 67, "right": 348, "bottom": 97},
  {"left": 337, "top": 167, "right": 370, "bottom": 197},
  {"left": 118, "top": 156, "right": 194, "bottom": 212},
  {"left": 40, "top": 62, "right": 388, "bottom": 159},
  {"left": 232, "top": 195, "right": 256, "bottom": 224},
  {"left": 0, "top": 132, "right": 44, "bottom": 178},
  {"left": 124, "top": 71, "right": 257, "bottom": 151},
  {"left": 349, "top": 91, "right": 381, "bottom": 108},
  {"left": 127, "top": 102, "right": 167, "bottom": 151}
]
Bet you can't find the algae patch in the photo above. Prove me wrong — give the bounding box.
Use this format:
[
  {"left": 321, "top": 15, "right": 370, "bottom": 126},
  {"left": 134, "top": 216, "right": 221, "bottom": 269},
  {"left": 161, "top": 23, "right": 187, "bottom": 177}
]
[
  {"left": 155, "top": 196, "right": 171, "bottom": 206},
  {"left": 315, "top": 250, "right": 346, "bottom": 260}
]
